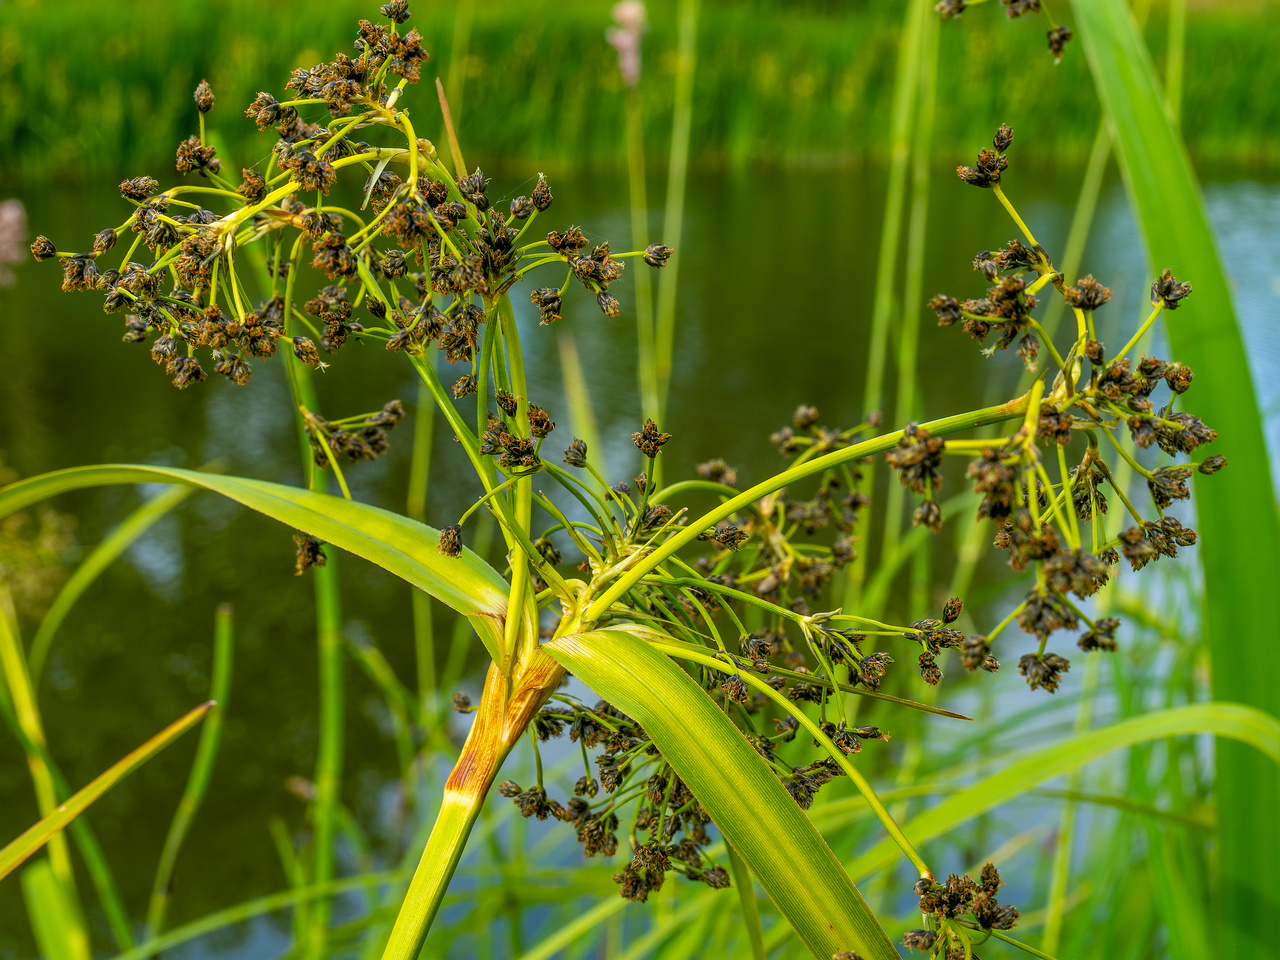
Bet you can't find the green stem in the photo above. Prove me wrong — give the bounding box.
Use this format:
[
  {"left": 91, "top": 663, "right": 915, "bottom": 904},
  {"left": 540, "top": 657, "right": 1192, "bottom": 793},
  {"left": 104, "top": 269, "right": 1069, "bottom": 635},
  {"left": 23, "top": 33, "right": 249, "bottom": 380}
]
[
  {"left": 879, "top": 2, "right": 937, "bottom": 602},
  {"left": 846, "top": 0, "right": 925, "bottom": 612},
  {"left": 145, "top": 604, "right": 233, "bottom": 941},
  {"left": 1041, "top": 656, "right": 1099, "bottom": 954},
  {"left": 988, "top": 929, "right": 1062, "bottom": 959},
  {"left": 407, "top": 378, "right": 437, "bottom": 710},
  {"left": 991, "top": 184, "right": 1041, "bottom": 251},
  {"left": 496, "top": 295, "right": 535, "bottom": 663},
  {"left": 381, "top": 656, "right": 562, "bottom": 959},
  {"left": 625, "top": 85, "right": 661, "bottom": 469},
  {"left": 0, "top": 588, "right": 91, "bottom": 960},
  {"left": 585, "top": 393, "right": 1029, "bottom": 623},
  {"left": 654, "top": 0, "right": 698, "bottom": 424},
  {"left": 1113, "top": 302, "right": 1164, "bottom": 364},
  {"left": 284, "top": 341, "right": 345, "bottom": 959}
]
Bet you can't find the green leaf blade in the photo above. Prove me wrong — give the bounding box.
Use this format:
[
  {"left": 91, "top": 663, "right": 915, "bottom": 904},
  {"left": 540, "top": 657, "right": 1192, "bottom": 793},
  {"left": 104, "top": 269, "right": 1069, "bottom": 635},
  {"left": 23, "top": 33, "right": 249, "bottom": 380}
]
[
  {"left": 845, "top": 701, "right": 1280, "bottom": 881},
  {"left": 0, "top": 702, "right": 214, "bottom": 882},
  {"left": 1070, "top": 3, "right": 1280, "bottom": 952},
  {"left": 0, "top": 464, "right": 511, "bottom": 660},
  {"left": 545, "top": 627, "right": 899, "bottom": 960}
]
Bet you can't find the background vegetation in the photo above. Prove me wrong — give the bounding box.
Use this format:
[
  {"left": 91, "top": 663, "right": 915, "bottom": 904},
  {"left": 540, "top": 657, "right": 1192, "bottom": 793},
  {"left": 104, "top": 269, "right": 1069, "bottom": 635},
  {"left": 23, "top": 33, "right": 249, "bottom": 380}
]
[
  {"left": 1, "top": 0, "right": 1278, "bottom": 182},
  {"left": 1, "top": 0, "right": 1278, "bottom": 958}
]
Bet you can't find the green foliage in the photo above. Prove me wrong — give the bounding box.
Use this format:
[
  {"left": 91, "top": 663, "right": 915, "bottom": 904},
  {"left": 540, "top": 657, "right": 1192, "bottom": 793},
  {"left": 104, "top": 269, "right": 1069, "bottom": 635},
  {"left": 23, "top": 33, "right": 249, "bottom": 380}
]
[
  {"left": 2, "top": 1, "right": 1275, "bottom": 957},
  {"left": 20, "top": 860, "right": 85, "bottom": 960},
  {"left": 1071, "top": 1, "right": 1280, "bottom": 953},
  {"left": 0, "top": 702, "right": 213, "bottom": 882},
  {"left": 843, "top": 701, "right": 1280, "bottom": 880},
  {"left": 0, "top": 463, "right": 513, "bottom": 657},
  {"left": 2, "top": 0, "right": 1277, "bottom": 181}
]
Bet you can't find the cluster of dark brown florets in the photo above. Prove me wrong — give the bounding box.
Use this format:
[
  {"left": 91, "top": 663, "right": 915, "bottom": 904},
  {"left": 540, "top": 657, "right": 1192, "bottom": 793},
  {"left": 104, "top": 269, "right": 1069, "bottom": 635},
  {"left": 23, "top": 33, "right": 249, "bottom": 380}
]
[
  {"left": 904, "top": 863, "right": 1020, "bottom": 958},
  {"left": 301, "top": 400, "right": 405, "bottom": 469},
  {"left": 31, "top": 3, "right": 671, "bottom": 519},
  {"left": 495, "top": 697, "right": 730, "bottom": 902},
  {"left": 912, "top": 127, "right": 1224, "bottom": 694},
  {"left": 935, "top": 0, "right": 1073, "bottom": 64}
]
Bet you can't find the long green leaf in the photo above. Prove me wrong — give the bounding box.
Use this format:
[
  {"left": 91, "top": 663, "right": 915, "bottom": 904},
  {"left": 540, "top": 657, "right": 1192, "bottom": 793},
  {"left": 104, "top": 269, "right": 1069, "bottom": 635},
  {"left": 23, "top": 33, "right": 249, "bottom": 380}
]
[
  {"left": 29, "top": 485, "right": 192, "bottom": 680},
  {"left": 0, "top": 701, "right": 214, "bottom": 881},
  {"left": 0, "top": 464, "right": 512, "bottom": 661},
  {"left": 1070, "top": 3, "right": 1280, "bottom": 952},
  {"left": 22, "top": 859, "right": 83, "bottom": 960},
  {"left": 544, "top": 627, "right": 899, "bottom": 960},
  {"left": 845, "top": 701, "right": 1279, "bottom": 880}
]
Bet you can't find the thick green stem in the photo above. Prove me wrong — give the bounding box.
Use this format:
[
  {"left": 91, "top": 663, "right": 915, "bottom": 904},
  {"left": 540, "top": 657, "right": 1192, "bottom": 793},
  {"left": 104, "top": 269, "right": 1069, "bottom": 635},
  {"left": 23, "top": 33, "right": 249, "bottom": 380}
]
[{"left": 381, "top": 652, "right": 564, "bottom": 959}]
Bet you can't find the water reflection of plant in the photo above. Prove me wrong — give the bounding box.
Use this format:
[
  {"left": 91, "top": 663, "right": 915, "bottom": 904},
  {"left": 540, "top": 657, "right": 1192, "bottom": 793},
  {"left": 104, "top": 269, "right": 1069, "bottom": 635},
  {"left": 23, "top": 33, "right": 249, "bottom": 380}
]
[{"left": 2, "top": 2, "right": 1275, "bottom": 960}]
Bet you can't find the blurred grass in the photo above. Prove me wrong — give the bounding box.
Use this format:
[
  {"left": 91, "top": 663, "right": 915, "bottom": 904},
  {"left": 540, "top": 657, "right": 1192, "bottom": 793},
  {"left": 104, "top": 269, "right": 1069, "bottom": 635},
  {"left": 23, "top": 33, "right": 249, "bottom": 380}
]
[
  {"left": 1, "top": 0, "right": 1277, "bottom": 182},
  {"left": 1073, "top": 1, "right": 1280, "bottom": 953}
]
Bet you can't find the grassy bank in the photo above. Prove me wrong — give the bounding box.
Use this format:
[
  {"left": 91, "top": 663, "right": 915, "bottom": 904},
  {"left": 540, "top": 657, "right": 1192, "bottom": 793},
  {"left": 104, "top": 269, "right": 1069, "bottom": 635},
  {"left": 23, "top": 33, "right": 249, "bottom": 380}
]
[{"left": 1, "top": 0, "right": 1277, "bottom": 180}]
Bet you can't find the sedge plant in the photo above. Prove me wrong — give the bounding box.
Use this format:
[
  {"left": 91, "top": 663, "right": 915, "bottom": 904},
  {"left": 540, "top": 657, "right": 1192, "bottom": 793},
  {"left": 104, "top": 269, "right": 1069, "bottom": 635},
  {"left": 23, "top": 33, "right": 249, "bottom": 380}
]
[{"left": 4, "top": 3, "right": 1251, "bottom": 957}]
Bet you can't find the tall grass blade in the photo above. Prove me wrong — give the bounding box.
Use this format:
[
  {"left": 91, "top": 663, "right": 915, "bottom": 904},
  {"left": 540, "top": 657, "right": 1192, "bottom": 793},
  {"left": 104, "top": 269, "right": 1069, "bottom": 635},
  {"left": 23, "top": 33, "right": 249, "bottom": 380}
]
[
  {"left": 545, "top": 627, "right": 900, "bottom": 960},
  {"left": 1070, "top": 2, "right": 1280, "bottom": 952},
  {"left": 625, "top": 83, "right": 660, "bottom": 442},
  {"left": 0, "top": 701, "right": 214, "bottom": 881},
  {"left": 557, "top": 330, "right": 604, "bottom": 493},
  {"left": 0, "top": 682, "right": 134, "bottom": 949},
  {"left": 21, "top": 859, "right": 84, "bottom": 960},
  {"left": 879, "top": 0, "right": 937, "bottom": 595},
  {"left": 29, "top": 485, "right": 192, "bottom": 681},
  {"left": 306, "top": 551, "right": 344, "bottom": 958},
  {"left": 515, "top": 898, "right": 628, "bottom": 960},
  {"left": 0, "top": 464, "right": 512, "bottom": 660},
  {"left": 846, "top": 701, "right": 1279, "bottom": 880},
  {"left": 654, "top": 0, "right": 698, "bottom": 423},
  {"left": 0, "top": 586, "right": 89, "bottom": 959},
  {"left": 144, "top": 605, "right": 234, "bottom": 939},
  {"left": 845, "top": 0, "right": 925, "bottom": 609}
]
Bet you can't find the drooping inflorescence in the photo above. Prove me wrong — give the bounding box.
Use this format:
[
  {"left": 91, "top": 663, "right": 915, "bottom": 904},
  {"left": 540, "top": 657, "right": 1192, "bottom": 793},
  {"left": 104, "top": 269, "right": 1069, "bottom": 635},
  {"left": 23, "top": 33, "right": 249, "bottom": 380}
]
[{"left": 911, "top": 126, "right": 1223, "bottom": 693}]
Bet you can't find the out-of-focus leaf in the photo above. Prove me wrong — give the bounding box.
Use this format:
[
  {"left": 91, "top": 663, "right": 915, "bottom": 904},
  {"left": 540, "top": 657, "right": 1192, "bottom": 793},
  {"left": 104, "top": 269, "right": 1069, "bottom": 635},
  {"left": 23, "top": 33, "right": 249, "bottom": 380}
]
[
  {"left": 0, "top": 702, "right": 213, "bottom": 881},
  {"left": 21, "top": 859, "right": 85, "bottom": 960},
  {"left": 845, "top": 702, "right": 1279, "bottom": 879},
  {"left": 1071, "top": 2, "right": 1280, "bottom": 952}
]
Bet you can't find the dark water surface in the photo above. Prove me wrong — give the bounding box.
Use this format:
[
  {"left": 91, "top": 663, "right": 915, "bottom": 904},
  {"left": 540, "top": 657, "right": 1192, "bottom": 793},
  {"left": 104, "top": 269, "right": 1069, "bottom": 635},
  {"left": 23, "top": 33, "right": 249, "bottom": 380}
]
[{"left": 0, "top": 162, "right": 1277, "bottom": 956}]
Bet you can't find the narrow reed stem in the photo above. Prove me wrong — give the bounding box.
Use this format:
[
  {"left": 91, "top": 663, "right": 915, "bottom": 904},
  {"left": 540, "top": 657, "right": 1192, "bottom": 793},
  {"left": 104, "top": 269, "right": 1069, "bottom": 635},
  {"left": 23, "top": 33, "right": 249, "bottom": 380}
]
[{"left": 145, "top": 605, "right": 234, "bottom": 941}]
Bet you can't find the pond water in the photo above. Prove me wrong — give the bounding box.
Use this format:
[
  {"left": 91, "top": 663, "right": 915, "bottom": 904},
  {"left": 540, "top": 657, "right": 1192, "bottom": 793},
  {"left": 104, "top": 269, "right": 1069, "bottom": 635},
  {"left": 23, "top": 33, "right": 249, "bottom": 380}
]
[{"left": 0, "top": 160, "right": 1277, "bottom": 957}]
